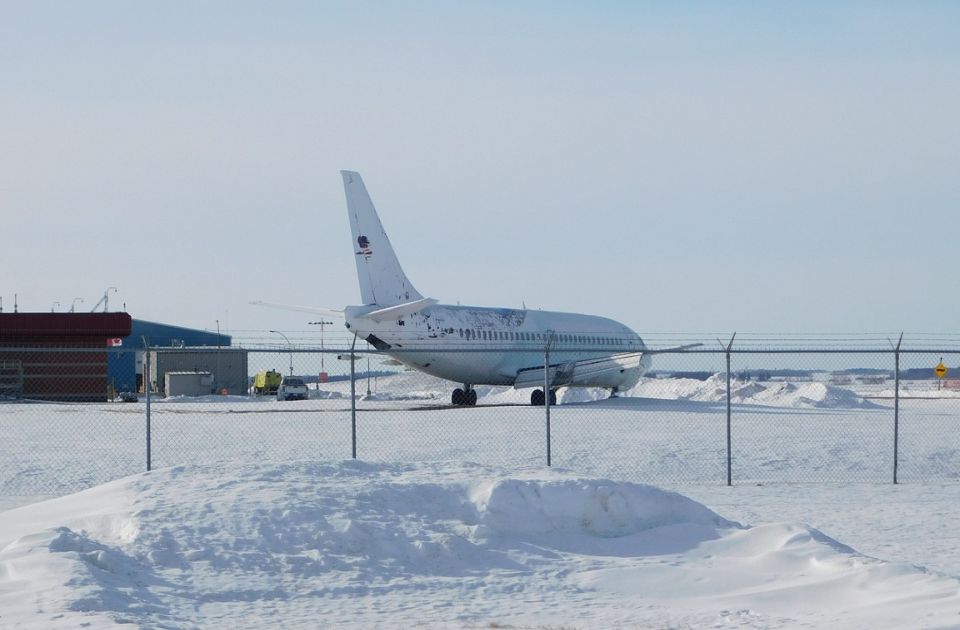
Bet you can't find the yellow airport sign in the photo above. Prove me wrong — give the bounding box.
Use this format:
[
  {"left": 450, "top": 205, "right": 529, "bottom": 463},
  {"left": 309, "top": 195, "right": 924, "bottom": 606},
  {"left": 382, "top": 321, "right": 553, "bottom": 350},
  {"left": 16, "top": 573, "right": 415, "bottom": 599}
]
[{"left": 935, "top": 362, "right": 948, "bottom": 379}]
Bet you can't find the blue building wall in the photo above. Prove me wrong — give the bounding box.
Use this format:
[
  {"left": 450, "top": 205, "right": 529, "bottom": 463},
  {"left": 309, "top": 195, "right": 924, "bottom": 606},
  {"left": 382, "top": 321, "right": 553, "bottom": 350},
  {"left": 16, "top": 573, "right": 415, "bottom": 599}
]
[
  {"left": 108, "top": 320, "right": 231, "bottom": 393},
  {"left": 131, "top": 320, "right": 230, "bottom": 348}
]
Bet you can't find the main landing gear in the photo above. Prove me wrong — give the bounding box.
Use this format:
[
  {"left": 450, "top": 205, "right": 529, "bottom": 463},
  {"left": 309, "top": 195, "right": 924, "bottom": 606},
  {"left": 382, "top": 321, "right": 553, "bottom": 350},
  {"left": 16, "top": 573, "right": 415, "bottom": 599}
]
[
  {"left": 452, "top": 386, "right": 477, "bottom": 406},
  {"left": 530, "top": 389, "right": 557, "bottom": 406}
]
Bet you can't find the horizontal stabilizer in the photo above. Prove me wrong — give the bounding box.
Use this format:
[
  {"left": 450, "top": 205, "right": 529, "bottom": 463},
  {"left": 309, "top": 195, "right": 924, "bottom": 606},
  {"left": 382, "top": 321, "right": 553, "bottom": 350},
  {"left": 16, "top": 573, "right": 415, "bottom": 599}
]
[
  {"left": 359, "top": 298, "right": 438, "bottom": 322},
  {"left": 513, "top": 352, "right": 646, "bottom": 389},
  {"left": 249, "top": 301, "right": 344, "bottom": 318}
]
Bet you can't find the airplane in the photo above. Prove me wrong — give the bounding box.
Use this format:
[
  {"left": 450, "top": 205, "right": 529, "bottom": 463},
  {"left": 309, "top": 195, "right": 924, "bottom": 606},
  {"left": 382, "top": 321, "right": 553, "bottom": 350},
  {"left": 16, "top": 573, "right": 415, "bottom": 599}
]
[{"left": 339, "top": 170, "right": 652, "bottom": 406}]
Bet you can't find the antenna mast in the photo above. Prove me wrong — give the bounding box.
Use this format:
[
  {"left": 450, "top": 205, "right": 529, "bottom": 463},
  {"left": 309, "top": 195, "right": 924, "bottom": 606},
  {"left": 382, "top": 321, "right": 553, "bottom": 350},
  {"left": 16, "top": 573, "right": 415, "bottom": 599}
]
[{"left": 91, "top": 286, "right": 118, "bottom": 312}]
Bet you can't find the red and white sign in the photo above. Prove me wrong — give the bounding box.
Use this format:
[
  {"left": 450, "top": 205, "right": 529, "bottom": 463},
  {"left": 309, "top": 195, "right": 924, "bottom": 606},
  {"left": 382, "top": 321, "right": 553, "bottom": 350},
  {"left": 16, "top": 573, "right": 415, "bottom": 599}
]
[{"left": 107, "top": 337, "right": 123, "bottom": 346}]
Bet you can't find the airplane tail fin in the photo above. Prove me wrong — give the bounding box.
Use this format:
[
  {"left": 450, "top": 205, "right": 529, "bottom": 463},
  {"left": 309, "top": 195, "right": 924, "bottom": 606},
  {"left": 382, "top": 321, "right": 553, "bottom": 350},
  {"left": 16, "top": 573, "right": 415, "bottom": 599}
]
[{"left": 341, "top": 171, "right": 424, "bottom": 306}]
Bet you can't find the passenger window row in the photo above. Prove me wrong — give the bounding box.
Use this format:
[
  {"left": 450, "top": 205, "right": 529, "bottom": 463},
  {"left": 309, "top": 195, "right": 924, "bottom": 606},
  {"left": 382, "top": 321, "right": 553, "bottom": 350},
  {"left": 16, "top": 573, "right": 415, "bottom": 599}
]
[{"left": 454, "top": 329, "right": 628, "bottom": 345}]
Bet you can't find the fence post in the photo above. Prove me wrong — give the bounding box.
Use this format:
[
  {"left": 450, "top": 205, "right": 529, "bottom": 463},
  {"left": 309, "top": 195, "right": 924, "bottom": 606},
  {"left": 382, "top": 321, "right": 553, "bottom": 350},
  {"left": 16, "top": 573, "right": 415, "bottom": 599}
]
[
  {"left": 544, "top": 338, "right": 552, "bottom": 467},
  {"left": 725, "top": 333, "right": 736, "bottom": 486},
  {"left": 893, "top": 332, "right": 903, "bottom": 484},
  {"left": 143, "top": 338, "right": 152, "bottom": 472},
  {"left": 350, "top": 337, "right": 357, "bottom": 459}
]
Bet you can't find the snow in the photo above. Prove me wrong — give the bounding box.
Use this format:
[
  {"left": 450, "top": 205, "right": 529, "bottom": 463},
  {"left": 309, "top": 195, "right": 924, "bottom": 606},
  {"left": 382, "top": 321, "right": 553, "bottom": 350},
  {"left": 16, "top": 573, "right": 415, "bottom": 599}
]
[
  {"left": 628, "top": 375, "right": 878, "bottom": 408},
  {"left": 3, "top": 375, "right": 960, "bottom": 627},
  {"left": 3, "top": 461, "right": 960, "bottom": 629},
  {"left": 118, "top": 371, "right": 885, "bottom": 408},
  {"left": 319, "top": 371, "right": 879, "bottom": 409}
]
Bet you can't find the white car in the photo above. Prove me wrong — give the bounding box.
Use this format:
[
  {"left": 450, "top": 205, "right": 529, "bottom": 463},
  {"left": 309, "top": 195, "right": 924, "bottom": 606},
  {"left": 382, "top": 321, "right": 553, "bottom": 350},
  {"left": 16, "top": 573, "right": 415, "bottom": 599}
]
[{"left": 276, "top": 376, "right": 308, "bottom": 401}]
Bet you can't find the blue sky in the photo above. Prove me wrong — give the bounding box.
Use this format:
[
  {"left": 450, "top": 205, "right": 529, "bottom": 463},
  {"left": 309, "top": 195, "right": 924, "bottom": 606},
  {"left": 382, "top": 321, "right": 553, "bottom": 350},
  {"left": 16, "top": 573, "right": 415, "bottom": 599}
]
[{"left": 2, "top": 2, "right": 958, "bottom": 341}]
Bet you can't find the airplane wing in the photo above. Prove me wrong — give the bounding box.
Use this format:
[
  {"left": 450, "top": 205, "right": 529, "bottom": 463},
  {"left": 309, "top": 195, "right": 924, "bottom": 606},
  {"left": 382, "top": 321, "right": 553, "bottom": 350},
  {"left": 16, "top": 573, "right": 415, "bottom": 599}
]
[
  {"left": 249, "top": 301, "right": 345, "bottom": 318},
  {"left": 513, "top": 352, "right": 646, "bottom": 389}
]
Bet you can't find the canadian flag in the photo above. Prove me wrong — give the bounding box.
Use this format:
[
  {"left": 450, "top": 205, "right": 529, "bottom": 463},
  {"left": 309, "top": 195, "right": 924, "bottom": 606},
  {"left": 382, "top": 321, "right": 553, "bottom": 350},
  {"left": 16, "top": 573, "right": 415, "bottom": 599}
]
[{"left": 107, "top": 338, "right": 123, "bottom": 347}]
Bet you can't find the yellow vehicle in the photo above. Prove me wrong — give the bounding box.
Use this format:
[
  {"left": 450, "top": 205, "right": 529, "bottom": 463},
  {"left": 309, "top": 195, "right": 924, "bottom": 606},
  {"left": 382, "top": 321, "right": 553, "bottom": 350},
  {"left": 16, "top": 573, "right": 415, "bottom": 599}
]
[{"left": 253, "top": 369, "right": 283, "bottom": 395}]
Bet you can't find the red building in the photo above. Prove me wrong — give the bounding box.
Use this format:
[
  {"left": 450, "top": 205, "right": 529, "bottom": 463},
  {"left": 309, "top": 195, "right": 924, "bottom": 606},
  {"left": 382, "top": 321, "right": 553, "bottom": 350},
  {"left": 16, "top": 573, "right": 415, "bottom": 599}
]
[{"left": 0, "top": 313, "right": 132, "bottom": 402}]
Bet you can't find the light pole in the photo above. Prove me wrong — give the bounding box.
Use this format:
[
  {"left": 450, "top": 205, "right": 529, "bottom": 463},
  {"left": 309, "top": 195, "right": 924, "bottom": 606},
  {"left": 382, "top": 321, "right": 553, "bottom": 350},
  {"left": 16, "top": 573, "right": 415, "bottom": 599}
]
[
  {"left": 51, "top": 301, "right": 60, "bottom": 312},
  {"left": 308, "top": 320, "right": 334, "bottom": 372},
  {"left": 69, "top": 297, "right": 84, "bottom": 312},
  {"left": 269, "top": 330, "right": 293, "bottom": 375}
]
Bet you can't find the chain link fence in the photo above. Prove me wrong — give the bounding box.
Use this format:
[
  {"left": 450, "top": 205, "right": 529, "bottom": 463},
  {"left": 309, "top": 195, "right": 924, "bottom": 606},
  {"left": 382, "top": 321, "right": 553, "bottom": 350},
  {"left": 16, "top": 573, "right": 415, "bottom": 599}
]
[{"left": 2, "top": 338, "right": 960, "bottom": 507}]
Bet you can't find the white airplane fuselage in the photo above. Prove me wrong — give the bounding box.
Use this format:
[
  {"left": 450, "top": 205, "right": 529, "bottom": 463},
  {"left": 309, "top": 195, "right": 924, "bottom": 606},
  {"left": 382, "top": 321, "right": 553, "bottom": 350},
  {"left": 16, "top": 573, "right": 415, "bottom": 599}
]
[{"left": 345, "top": 303, "right": 650, "bottom": 390}]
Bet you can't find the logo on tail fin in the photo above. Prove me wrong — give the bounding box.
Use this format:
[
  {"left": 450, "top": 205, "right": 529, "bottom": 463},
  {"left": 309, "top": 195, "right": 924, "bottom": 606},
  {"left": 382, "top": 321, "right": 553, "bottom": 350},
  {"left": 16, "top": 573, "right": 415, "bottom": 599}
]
[{"left": 356, "top": 235, "right": 372, "bottom": 259}]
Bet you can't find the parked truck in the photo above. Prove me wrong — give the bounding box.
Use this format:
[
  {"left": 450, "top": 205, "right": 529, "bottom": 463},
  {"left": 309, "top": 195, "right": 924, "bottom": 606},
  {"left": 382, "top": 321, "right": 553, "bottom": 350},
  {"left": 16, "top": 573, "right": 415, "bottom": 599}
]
[{"left": 253, "top": 369, "right": 283, "bottom": 395}]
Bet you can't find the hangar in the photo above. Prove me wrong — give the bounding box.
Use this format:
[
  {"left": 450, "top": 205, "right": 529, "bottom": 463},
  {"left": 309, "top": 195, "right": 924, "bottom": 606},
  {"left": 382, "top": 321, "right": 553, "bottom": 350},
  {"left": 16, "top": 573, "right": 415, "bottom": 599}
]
[
  {"left": 0, "top": 312, "right": 132, "bottom": 402},
  {"left": 0, "top": 314, "right": 247, "bottom": 401}
]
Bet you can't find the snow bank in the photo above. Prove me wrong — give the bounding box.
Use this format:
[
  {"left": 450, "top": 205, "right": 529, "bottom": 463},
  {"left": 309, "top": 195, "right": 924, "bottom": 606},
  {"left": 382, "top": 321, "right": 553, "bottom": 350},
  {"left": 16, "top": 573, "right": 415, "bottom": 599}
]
[
  {"left": 627, "top": 375, "right": 875, "bottom": 408},
  {"left": 2, "top": 461, "right": 959, "bottom": 628},
  {"left": 472, "top": 473, "right": 733, "bottom": 538}
]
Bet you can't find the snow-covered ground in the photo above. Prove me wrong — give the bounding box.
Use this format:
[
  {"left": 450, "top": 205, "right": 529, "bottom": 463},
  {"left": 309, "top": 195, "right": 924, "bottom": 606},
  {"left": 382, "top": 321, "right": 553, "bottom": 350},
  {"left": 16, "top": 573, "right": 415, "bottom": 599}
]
[
  {"left": 3, "top": 461, "right": 960, "bottom": 629},
  {"left": 3, "top": 374, "right": 957, "bottom": 502},
  {"left": 2, "top": 375, "right": 960, "bottom": 627}
]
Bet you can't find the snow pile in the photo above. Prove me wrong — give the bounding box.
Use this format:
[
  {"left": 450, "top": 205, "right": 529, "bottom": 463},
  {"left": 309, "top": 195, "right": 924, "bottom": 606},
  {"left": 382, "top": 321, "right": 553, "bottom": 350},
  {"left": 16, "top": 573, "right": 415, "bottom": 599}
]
[
  {"left": 471, "top": 472, "right": 735, "bottom": 539},
  {"left": 735, "top": 380, "right": 872, "bottom": 408},
  {"left": 2, "top": 461, "right": 960, "bottom": 628},
  {"left": 627, "top": 375, "right": 873, "bottom": 408},
  {"left": 344, "top": 370, "right": 444, "bottom": 402}
]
